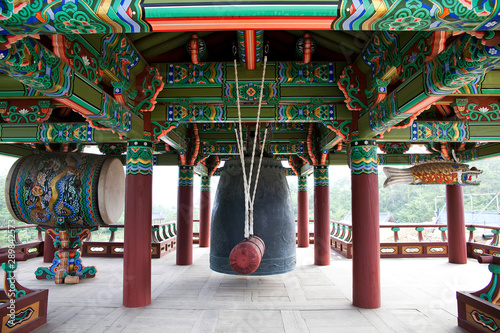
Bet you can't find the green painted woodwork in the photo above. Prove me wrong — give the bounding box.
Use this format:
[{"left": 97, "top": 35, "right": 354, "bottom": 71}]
[
  {"left": 328, "top": 152, "right": 348, "bottom": 166},
  {"left": 477, "top": 143, "right": 500, "bottom": 159},
  {"left": 0, "top": 75, "right": 43, "bottom": 97},
  {"left": 0, "top": 123, "right": 121, "bottom": 143},
  {"left": 3, "top": 0, "right": 500, "bottom": 36},
  {"left": 298, "top": 176, "right": 307, "bottom": 191},
  {"left": 226, "top": 64, "right": 275, "bottom": 81},
  {"left": 0, "top": 37, "right": 135, "bottom": 134},
  {"left": 126, "top": 140, "right": 154, "bottom": 176},
  {"left": 321, "top": 131, "right": 343, "bottom": 151},
  {"left": 333, "top": 0, "right": 500, "bottom": 31},
  {"left": 0, "top": 0, "right": 149, "bottom": 34},
  {"left": 481, "top": 70, "right": 500, "bottom": 90},
  {"left": 178, "top": 165, "right": 194, "bottom": 186},
  {"left": 381, "top": 121, "right": 500, "bottom": 142},
  {"left": 161, "top": 130, "right": 187, "bottom": 151},
  {"left": 314, "top": 165, "right": 329, "bottom": 187},
  {"left": 0, "top": 144, "right": 33, "bottom": 158},
  {"left": 350, "top": 139, "right": 378, "bottom": 175},
  {"left": 355, "top": 33, "right": 500, "bottom": 138},
  {"left": 201, "top": 176, "right": 210, "bottom": 191},
  {"left": 154, "top": 153, "right": 179, "bottom": 166},
  {"left": 202, "top": 142, "right": 239, "bottom": 155},
  {"left": 143, "top": 3, "right": 338, "bottom": 18},
  {"left": 468, "top": 124, "right": 500, "bottom": 141},
  {"left": 3, "top": 8, "right": 500, "bottom": 166}
]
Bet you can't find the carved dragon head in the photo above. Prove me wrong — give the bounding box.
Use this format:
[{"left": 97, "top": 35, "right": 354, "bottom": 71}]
[{"left": 457, "top": 166, "right": 482, "bottom": 185}]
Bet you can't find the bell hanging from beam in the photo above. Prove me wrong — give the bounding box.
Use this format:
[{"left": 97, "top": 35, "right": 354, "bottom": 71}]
[{"left": 210, "top": 156, "right": 297, "bottom": 275}]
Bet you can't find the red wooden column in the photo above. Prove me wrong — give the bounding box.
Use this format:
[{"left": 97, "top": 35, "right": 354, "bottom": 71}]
[
  {"left": 297, "top": 175, "right": 310, "bottom": 247},
  {"left": 199, "top": 176, "right": 211, "bottom": 248},
  {"left": 314, "top": 165, "right": 330, "bottom": 265},
  {"left": 177, "top": 165, "right": 194, "bottom": 265},
  {"left": 350, "top": 139, "right": 380, "bottom": 309},
  {"left": 123, "top": 140, "right": 153, "bottom": 308},
  {"left": 43, "top": 232, "right": 56, "bottom": 263},
  {"left": 446, "top": 185, "right": 467, "bottom": 264}
]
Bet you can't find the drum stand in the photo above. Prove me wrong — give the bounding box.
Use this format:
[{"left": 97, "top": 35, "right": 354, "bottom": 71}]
[{"left": 36, "top": 218, "right": 97, "bottom": 284}]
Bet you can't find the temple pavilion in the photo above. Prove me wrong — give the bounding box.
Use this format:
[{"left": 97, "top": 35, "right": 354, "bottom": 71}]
[{"left": 1, "top": 1, "right": 500, "bottom": 331}]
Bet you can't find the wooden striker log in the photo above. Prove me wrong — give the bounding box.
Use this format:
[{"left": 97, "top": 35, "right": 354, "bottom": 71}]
[{"left": 229, "top": 235, "right": 265, "bottom": 275}]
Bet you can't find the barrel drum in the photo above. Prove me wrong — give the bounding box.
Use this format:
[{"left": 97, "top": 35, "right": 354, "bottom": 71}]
[
  {"left": 5, "top": 153, "right": 125, "bottom": 228},
  {"left": 210, "top": 157, "right": 296, "bottom": 275}
]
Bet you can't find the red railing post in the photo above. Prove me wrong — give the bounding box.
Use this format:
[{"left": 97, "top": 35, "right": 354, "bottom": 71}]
[
  {"left": 467, "top": 226, "right": 476, "bottom": 242},
  {"left": 491, "top": 229, "right": 500, "bottom": 247},
  {"left": 109, "top": 227, "right": 117, "bottom": 242},
  {"left": 416, "top": 227, "right": 425, "bottom": 242},
  {"left": 391, "top": 227, "right": 400, "bottom": 242},
  {"left": 439, "top": 227, "right": 448, "bottom": 242}
]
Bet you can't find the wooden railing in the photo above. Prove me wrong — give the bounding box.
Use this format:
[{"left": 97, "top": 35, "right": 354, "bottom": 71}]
[
  {"left": 331, "top": 221, "right": 500, "bottom": 259},
  {"left": 331, "top": 221, "right": 450, "bottom": 259},
  {"left": 0, "top": 225, "right": 44, "bottom": 259},
  {"left": 81, "top": 221, "right": 177, "bottom": 258},
  {"left": 465, "top": 224, "right": 500, "bottom": 259},
  {"left": 4, "top": 219, "right": 500, "bottom": 261}
]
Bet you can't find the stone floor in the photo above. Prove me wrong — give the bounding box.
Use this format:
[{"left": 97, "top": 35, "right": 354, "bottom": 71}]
[{"left": 11, "top": 246, "right": 492, "bottom": 332}]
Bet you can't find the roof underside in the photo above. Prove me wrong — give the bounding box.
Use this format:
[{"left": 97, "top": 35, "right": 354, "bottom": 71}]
[{"left": 1, "top": 1, "right": 500, "bottom": 172}]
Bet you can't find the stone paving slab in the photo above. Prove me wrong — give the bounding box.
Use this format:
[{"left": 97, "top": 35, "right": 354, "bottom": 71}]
[{"left": 6, "top": 246, "right": 491, "bottom": 332}]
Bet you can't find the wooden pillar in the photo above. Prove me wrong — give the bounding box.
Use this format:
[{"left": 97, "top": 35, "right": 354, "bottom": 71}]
[
  {"left": 177, "top": 165, "right": 194, "bottom": 265},
  {"left": 351, "top": 139, "right": 380, "bottom": 309},
  {"left": 297, "top": 175, "right": 310, "bottom": 247},
  {"left": 123, "top": 140, "right": 153, "bottom": 308},
  {"left": 314, "top": 165, "right": 330, "bottom": 265},
  {"left": 43, "top": 232, "right": 56, "bottom": 263},
  {"left": 447, "top": 185, "right": 467, "bottom": 264},
  {"left": 199, "top": 176, "right": 211, "bottom": 248}
]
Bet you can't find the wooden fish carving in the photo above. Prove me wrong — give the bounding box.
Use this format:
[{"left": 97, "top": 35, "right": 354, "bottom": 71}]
[{"left": 383, "top": 161, "right": 482, "bottom": 188}]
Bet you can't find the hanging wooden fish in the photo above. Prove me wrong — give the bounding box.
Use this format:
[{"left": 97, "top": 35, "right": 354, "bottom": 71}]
[{"left": 383, "top": 161, "right": 482, "bottom": 188}]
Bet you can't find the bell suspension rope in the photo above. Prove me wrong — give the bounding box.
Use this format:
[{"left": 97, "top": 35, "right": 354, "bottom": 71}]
[{"left": 233, "top": 50, "right": 269, "bottom": 239}]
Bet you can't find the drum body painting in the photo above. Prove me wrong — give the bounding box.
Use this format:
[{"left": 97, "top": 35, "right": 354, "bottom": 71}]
[{"left": 5, "top": 153, "right": 125, "bottom": 228}]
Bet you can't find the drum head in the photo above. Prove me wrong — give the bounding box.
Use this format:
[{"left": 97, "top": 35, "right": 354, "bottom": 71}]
[{"left": 98, "top": 157, "right": 125, "bottom": 225}]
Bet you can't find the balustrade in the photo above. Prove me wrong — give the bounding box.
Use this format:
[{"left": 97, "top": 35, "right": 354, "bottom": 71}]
[
  {"left": 330, "top": 221, "right": 500, "bottom": 259},
  {"left": 3, "top": 219, "right": 500, "bottom": 261},
  {"left": 0, "top": 225, "right": 43, "bottom": 259}
]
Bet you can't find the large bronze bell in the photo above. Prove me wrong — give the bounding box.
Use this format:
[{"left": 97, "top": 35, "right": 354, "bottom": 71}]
[{"left": 210, "top": 157, "right": 296, "bottom": 275}]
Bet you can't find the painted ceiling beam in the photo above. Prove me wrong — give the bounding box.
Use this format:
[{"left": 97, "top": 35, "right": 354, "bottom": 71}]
[
  {"left": 3, "top": 1, "right": 500, "bottom": 34},
  {"left": 133, "top": 32, "right": 186, "bottom": 52},
  {"left": 201, "top": 142, "right": 239, "bottom": 155},
  {"left": 0, "top": 144, "right": 33, "bottom": 158},
  {"left": 358, "top": 33, "right": 500, "bottom": 138},
  {"left": 380, "top": 121, "right": 500, "bottom": 143},
  {"left": 339, "top": 31, "right": 446, "bottom": 113},
  {"left": 141, "top": 31, "right": 212, "bottom": 59},
  {"left": 288, "top": 30, "right": 361, "bottom": 54},
  {"left": 160, "top": 129, "right": 187, "bottom": 152},
  {"left": 332, "top": 0, "right": 500, "bottom": 31},
  {"left": 321, "top": 130, "right": 344, "bottom": 151},
  {"left": 52, "top": 33, "right": 164, "bottom": 113},
  {"left": 269, "top": 141, "right": 305, "bottom": 155},
  {"left": 0, "top": 123, "right": 121, "bottom": 143},
  {"left": 0, "top": 37, "right": 144, "bottom": 137},
  {"left": 237, "top": 30, "right": 264, "bottom": 70},
  {"left": 158, "top": 61, "right": 341, "bottom": 89},
  {"left": 0, "top": 74, "right": 45, "bottom": 98},
  {"left": 153, "top": 104, "right": 350, "bottom": 122}
]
